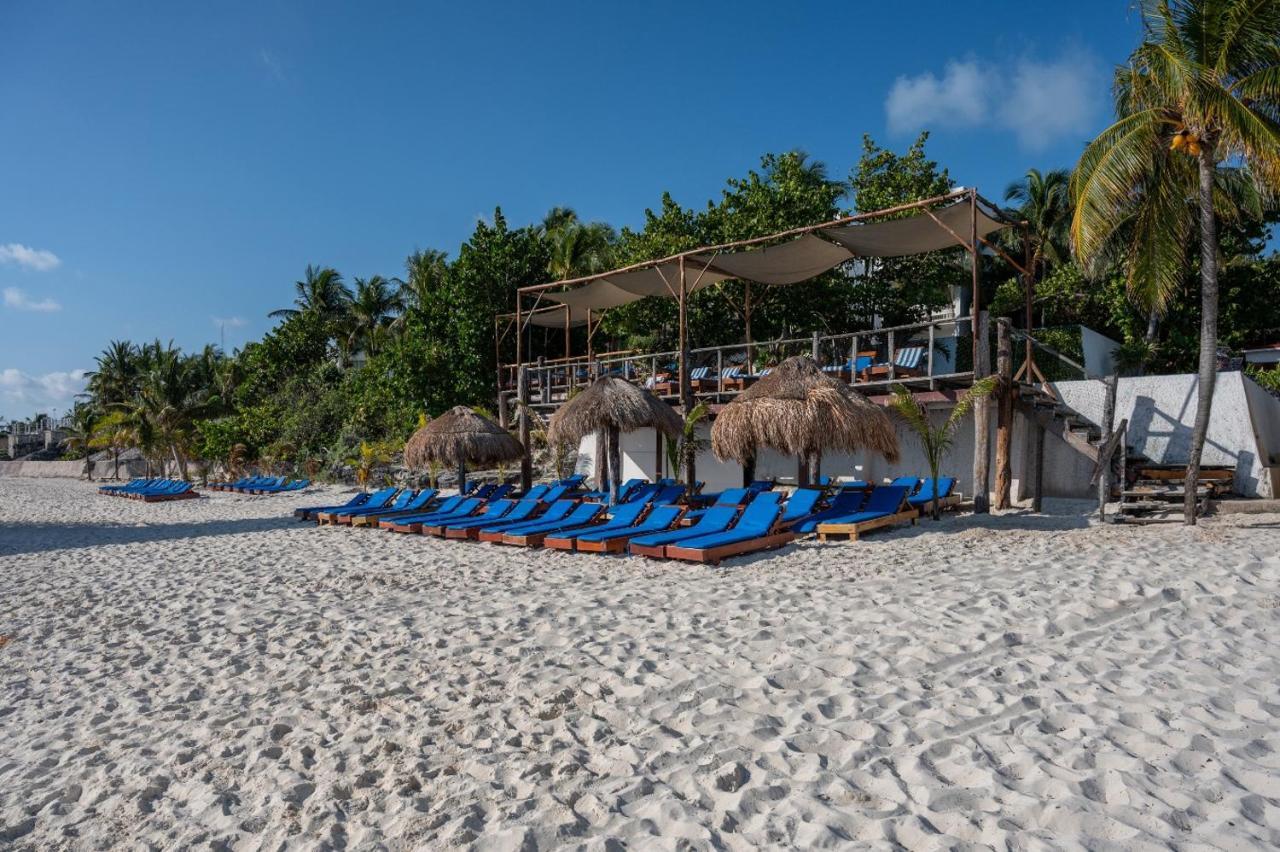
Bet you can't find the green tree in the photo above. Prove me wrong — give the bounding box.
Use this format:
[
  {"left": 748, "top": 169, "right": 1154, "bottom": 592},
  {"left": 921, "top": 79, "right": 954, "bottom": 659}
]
[
  {"left": 1071, "top": 0, "right": 1280, "bottom": 523},
  {"left": 891, "top": 377, "right": 997, "bottom": 520},
  {"left": 848, "top": 133, "right": 962, "bottom": 325}
]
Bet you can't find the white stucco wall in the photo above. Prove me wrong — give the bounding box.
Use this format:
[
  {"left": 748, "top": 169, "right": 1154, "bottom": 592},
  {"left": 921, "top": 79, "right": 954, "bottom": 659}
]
[
  {"left": 569, "top": 371, "right": 1276, "bottom": 500},
  {"left": 1052, "top": 371, "right": 1272, "bottom": 497}
]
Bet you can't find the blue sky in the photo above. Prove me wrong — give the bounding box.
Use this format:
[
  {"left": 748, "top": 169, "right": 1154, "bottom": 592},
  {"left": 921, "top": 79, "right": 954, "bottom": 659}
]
[{"left": 0, "top": 1, "right": 1142, "bottom": 418}]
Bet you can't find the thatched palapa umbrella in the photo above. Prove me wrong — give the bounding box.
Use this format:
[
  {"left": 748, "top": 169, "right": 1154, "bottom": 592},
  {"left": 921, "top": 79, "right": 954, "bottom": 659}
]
[
  {"left": 547, "top": 376, "right": 683, "bottom": 502},
  {"left": 404, "top": 406, "right": 524, "bottom": 492},
  {"left": 712, "top": 355, "right": 899, "bottom": 483}
]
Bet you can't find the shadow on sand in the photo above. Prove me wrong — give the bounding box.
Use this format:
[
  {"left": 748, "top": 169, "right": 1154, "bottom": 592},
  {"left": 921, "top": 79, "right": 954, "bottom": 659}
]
[{"left": 0, "top": 516, "right": 302, "bottom": 558}]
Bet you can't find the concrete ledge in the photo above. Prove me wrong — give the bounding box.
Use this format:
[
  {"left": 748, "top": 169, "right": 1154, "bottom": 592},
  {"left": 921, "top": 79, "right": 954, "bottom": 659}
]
[{"left": 1209, "top": 499, "right": 1280, "bottom": 515}]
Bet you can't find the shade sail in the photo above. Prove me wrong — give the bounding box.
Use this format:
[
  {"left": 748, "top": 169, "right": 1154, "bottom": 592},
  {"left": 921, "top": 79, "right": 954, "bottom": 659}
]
[
  {"left": 821, "top": 201, "right": 1007, "bottom": 258},
  {"left": 532, "top": 197, "right": 1013, "bottom": 314},
  {"left": 524, "top": 305, "right": 588, "bottom": 328},
  {"left": 544, "top": 257, "right": 731, "bottom": 313},
  {"left": 705, "top": 233, "right": 854, "bottom": 284}
]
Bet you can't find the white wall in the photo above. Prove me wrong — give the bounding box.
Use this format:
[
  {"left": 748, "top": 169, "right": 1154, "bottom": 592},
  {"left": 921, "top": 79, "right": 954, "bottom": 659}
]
[{"left": 1053, "top": 371, "right": 1272, "bottom": 498}]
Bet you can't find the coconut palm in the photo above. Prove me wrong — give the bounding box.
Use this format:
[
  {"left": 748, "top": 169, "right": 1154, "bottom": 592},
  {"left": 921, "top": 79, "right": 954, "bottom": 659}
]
[
  {"left": 85, "top": 340, "right": 140, "bottom": 406},
  {"left": 59, "top": 402, "right": 98, "bottom": 478},
  {"left": 1071, "top": 0, "right": 1280, "bottom": 524},
  {"left": 88, "top": 410, "right": 136, "bottom": 480},
  {"left": 269, "top": 265, "right": 352, "bottom": 323},
  {"left": 1004, "top": 168, "right": 1072, "bottom": 298},
  {"left": 890, "top": 377, "right": 997, "bottom": 520},
  {"left": 664, "top": 402, "right": 710, "bottom": 485},
  {"left": 541, "top": 208, "right": 617, "bottom": 281},
  {"left": 344, "top": 275, "right": 404, "bottom": 358},
  {"left": 398, "top": 249, "right": 449, "bottom": 311}
]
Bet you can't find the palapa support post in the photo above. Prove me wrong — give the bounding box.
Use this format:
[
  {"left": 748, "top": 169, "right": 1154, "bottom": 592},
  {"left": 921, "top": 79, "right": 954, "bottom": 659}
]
[
  {"left": 607, "top": 424, "right": 622, "bottom": 504},
  {"left": 743, "top": 282, "right": 753, "bottom": 373},
  {"left": 1097, "top": 373, "right": 1118, "bottom": 521},
  {"left": 995, "top": 318, "right": 1013, "bottom": 509},
  {"left": 517, "top": 366, "right": 532, "bottom": 493},
  {"left": 972, "top": 310, "right": 991, "bottom": 513},
  {"left": 594, "top": 428, "right": 608, "bottom": 494},
  {"left": 457, "top": 460, "right": 467, "bottom": 494}
]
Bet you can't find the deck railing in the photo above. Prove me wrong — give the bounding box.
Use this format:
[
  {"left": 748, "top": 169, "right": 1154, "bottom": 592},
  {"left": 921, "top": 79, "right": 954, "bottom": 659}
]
[{"left": 501, "top": 315, "right": 986, "bottom": 408}]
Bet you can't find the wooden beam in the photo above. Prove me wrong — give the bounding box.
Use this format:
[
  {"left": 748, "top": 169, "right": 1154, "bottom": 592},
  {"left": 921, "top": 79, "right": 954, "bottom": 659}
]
[
  {"left": 972, "top": 311, "right": 991, "bottom": 514},
  {"left": 517, "top": 366, "right": 531, "bottom": 493}
]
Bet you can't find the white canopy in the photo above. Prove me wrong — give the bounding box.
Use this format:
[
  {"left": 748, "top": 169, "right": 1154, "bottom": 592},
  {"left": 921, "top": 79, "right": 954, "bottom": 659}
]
[{"left": 531, "top": 195, "right": 1014, "bottom": 317}]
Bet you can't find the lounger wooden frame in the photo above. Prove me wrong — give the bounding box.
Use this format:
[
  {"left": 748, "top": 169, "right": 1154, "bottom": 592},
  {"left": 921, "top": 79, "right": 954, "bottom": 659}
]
[
  {"left": 387, "top": 521, "right": 424, "bottom": 533},
  {"left": 500, "top": 531, "right": 552, "bottom": 547},
  {"left": 664, "top": 531, "right": 796, "bottom": 565},
  {"left": 816, "top": 509, "right": 918, "bottom": 541},
  {"left": 909, "top": 494, "right": 963, "bottom": 515}
]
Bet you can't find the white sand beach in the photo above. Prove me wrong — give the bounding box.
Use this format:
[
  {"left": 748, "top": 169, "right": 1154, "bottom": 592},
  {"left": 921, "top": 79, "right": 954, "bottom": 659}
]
[{"left": 3, "top": 477, "right": 1280, "bottom": 849}]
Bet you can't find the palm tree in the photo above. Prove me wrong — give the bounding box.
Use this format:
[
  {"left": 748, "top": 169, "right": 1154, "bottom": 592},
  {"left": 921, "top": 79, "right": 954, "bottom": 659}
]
[
  {"left": 541, "top": 207, "right": 617, "bottom": 281},
  {"left": 60, "top": 402, "right": 98, "bottom": 478},
  {"left": 398, "top": 249, "right": 449, "bottom": 311},
  {"left": 269, "top": 265, "right": 352, "bottom": 323},
  {"left": 344, "top": 276, "right": 404, "bottom": 359},
  {"left": 85, "top": 340, "right": 140, "bottom": 406},
  {"left": 1004, "top": 169, "right": 1072, "bottom": 325},
  {"left": 126, "top": 346, "right": 218, "bottom": 479},
  {"left": 891, "top": 377, "right": 997, "bottom": 520},
  {"left": 88, "top": 410, "right": 136, "bottom": 480},
  {"left": 1071, "top": 0, "right": 1280, "bottom": 524}
]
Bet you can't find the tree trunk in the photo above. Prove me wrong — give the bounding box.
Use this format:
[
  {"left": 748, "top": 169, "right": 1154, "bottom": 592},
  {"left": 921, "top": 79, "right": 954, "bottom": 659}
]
[
  {"left": 808, "top": 449, "right": 822, "bottom": 486},
  {"left": 607, "top": 425, "right": 622, "bottom": 504},
  {"left": 797, "top": 453, "right": 809, "bottom": 487},
  {"left": 994, "top": 319, "right": 1013, "bottom": 510},
  {"left": 457, "top": 460, "right": 466, "bottom": 494},
  {"left": 1185, "top": 146, "right": 1220, "bottom": 526},
  {"left": 113, "top": 449, "right": 120, "bottom": 480}
]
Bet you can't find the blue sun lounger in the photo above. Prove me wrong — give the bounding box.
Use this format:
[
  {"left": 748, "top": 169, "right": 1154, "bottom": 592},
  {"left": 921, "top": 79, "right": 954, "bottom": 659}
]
[
  {"left": 628, "top": 502, "right": 746, "bottom": 558},
  {"left": 812, "top": 485, "right": 916, "bottom": 541},
  {"left": 389, "top": 496, "right": 485, "bottom": 533},
  {"left": 476, "top": 499, "right": 577, "bottom": 542},
  {"left": 425, "top": 498, "right": 517, "bottom": 536},
  {"left": 294, "top": 490, "right": 370, "bottom": 520},
  {"left": 908, "top": 477, "right": 958, "bottom": 512},
  {"left": 778, "top": 487, "right": 824, "bottom": 528},
  {"left": 350, "top": 488, "right": 438, "bottom": 526},
  {"left": 542, "top": 500, "right": 650, "bottom": 550},
  {"left": 319, "top": 488, "right": 412, "bottom": 524},
  {"left": 311, "top": 487, "right": 398, "bottom": 522},
  {"left": 499, "top": 501, "right": 604, "bottom": 547},
  {"left": 379, "top": 493, "right": 466, "bottom": 529},
  {"left": 441, "top": 497, "right": 548, "bottom": 538},
  {"left": 571, "top": 504, "right": 685, "bottom": 553},
  {"left": 666, "top": 492, "right": 791, "bottom": 564}
]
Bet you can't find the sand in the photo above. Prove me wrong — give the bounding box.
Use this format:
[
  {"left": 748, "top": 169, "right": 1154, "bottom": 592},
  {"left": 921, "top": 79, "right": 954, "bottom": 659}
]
[{"left": 2, "top": 477, "right": 1279, "bottom": 850}]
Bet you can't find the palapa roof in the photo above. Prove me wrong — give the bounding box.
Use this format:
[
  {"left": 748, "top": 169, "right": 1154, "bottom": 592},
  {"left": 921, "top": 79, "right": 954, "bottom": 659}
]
[
  {"left": 403, "top": 406, "right": 524, "bottom": 470},
  {"left": 711, "top": 356, "right": 900, "bottom": 464},
  {"left": 546, "top": 376, "right": 684, "bottom": 446}
]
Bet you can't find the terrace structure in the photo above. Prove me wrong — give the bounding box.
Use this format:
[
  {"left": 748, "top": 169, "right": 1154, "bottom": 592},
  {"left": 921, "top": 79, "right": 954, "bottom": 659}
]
[{"left": 496, "top": 188, "right": 1123, "bottom": 509}]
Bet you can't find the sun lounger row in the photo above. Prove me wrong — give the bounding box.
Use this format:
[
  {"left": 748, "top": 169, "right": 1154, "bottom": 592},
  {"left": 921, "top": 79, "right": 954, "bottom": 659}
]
[
  {"left": 209, "top": 476, "right": 311, "bottom": 494},
  {"left": 98, "top": 478, "right": 199, "bottom": 502},
  {"left": 295, "top": 474, "right": 954, "bottom": 564}
]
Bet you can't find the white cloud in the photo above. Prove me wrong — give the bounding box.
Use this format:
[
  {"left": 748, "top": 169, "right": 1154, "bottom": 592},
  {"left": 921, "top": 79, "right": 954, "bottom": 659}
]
[
  {"left": 212, "top": 315, "right": 246, "bottom": 329},
  {"left": 0, "top": 368, "right": 88, "bottom": 414},
  {"left": 885, "top": 51, "right": 1102, "bottom": 151},
  {"left": 0, "top": 243, "right": 61, "bottom": 272},
  {"left": 3, "top": 287, "right": 61, "bottom": 312},
  {"left": 886, "top": 60, "right": 992, "bottom": 135}
]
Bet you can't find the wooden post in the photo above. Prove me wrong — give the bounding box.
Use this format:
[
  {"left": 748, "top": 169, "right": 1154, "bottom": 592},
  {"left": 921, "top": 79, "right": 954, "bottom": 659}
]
[
  {"left": 972, "top": 310, "right": 991, "bottom": 513},
  {"left": 655, "top": 429, "right": 665, "bottom": 481},
  {"left": 564, "top": 306, "right": 571, "bottom": 360},
  {"left": 809, "top": 449, "right": 823, "bottom": 486},
  {"left": 594, "top": 428, "right": 608, "bottom": 493},
  {"left": 716, "top": 348, "right": 724, "bottom": 394},
  {"left": 970, "top": 189, "right": 982, "bottom": 370},
  {"left": 811, "top": 331, "right": 819, "bottom": 361},
  {"left": 744, "top": 282, "right": 753, "bottom": 372},
  {"left": 498, "top": 390, "right": 509, "bottom": 429},
  {"left": 927, "top": 322, "right": 935, "bottom": 380},
  {"left": 607, "top": 424, "right": 622, "bottom": 504},
  {"left": 515, "top": 296, "right": 523, "bottom": 378},
  {"left": 797, "top": 453, "right": 809, "bottom": 486},
  {"left": 678, "top": 257, "right": 695, "bottom": 487},
  {"left": 1029, "top": 415, "right": 1044, "bottom": 513},
  {"left": 995, "top": 319, "right": 1013, "bottom": 509},
  {"left": 1097, "top": 373, "right": 1118, "bottom": 521},
  {"left": 517, "top": 366, "right": 532, "bottom": 492},
  {"left": 457, "top": 460, "right": 467, "bottom": 494},
  {"left": 586, "top": 309, "right": 594, "bottom": 364},
  {"left": 887, "top": 329, "right": 897, "bottom": 381},
  {"left": 743, "top": 453, "right": 756, "bottom": 488}
]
